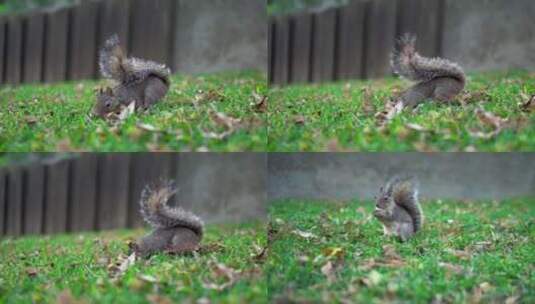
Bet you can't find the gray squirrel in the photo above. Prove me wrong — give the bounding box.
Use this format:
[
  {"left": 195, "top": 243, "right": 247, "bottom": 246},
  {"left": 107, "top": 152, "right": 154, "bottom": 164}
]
[
  {"left": 93, "top": 34, "right": 171, "bottom": 117},
  {"left": 130, "top": 180, "right": 204, "bottom": 257},
  {"left": 390, "top": 34, "right": 466, "bottom": 108},
  {"left": 373, "top": 176, "right": 424, "bottom": 242}
]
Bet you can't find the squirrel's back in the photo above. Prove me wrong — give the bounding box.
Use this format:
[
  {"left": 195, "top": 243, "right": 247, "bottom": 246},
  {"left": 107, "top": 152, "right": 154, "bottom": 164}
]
[
  {"left": 139, "top": 180, "right": 204, "bottom": 237},
  {"left": 386, "top": 176, "right": 424, "bottom": 232},
  {"left": 390, "top": 34, "right": 465, "bottom": 85}
]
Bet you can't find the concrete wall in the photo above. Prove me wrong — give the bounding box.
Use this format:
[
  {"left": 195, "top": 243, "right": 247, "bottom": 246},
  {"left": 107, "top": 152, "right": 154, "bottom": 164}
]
[
  {"left": 442, "top": 0, "right": 535, "bottom": 72},
  {"left": 174, "top": 0, "right": 267, "bottom": 74},
  {"left": 175, "top": 153, "right": 267, "bottom": 223},
  {"left": 268, "top": 153, "right": 535, "bottom": 202}
]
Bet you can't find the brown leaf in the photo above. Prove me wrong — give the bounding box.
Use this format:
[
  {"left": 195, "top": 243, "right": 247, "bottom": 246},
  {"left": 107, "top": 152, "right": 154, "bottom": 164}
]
[
  {"left": 252, "top": 93, "right": 267, "bottom": 113},
  {"left": 321, "top": 247, "right": 344, "bottom": 259},
  {"left": 520, "top": 94, "right": 535, "bottom": 112},
  {"left": 446, "top": 248, "right": 472, "bottom": 260},
  {"left": 108, "top": 252, "right": 136, "bottom": 280},
  {"left": 292, "top": 229, "right": 317, "bottom": 240},
  {"left": 56, "top": 290, "right": 86, "bottom": 304},
  {"left": 202, "top": 262, "right": 240, "bottom": 291},
  {"left": 360, "top": 87, "right": 376, "bottom": 115},
  {"left": 360, "top": 270, "right": 382, "bottom": 287},
  {"left": 405, "top": 123, "right": 428, "bottom": 132},
  {"left": 210, "top": 110, "right": 241, "bottom": 129},
  {"left": 25, "top": 116, "right": 38, "bottom": 125},
  {"left": 321, "top": 261, "right": 336, "bottom": 284},
  {"left": 26, "top": 267, "right": 38, "bottom": 277},
  {"left": 505, "top": 295, "right": 520, "bottom": 304},
  {"left": 438, "top": 262, "right": 464, "bottom": 275},
  {"left": 468, "top": 107, "right": 507, "bottom": 139},
  {"left": 146, "top": 294, "right": 173, "bottom": 304},
  {"left": 375, "top": 99, "right": 404, "bottom": 127},
  {"left": 293, "top": 115, "right": 306, "bottom": 125}
]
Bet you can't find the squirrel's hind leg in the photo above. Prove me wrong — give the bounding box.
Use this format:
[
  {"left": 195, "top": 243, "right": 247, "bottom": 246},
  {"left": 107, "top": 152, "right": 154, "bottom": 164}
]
[
  {"left": 167, "top": 227, "right": 202, "bottom": 254},
  {"left": 142, "top": 76, "right": 169, "bottom": 109},
  {"left": 432, "top": 77, "right": 464, "bottom": 102}
]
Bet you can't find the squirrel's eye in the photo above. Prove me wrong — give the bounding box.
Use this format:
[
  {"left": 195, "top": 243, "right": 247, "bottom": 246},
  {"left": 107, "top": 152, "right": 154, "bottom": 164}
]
[{"left": 105, "top": 102, "right": 111, "bottom": 108}]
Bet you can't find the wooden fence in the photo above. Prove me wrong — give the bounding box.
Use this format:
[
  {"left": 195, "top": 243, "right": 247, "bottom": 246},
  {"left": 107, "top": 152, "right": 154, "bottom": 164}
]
[
  {"left": 0, "top": 153, "right": 178, "bottom": 237},
  {"left": 0, "top": 0, "right": 175, "bottom": 85},
  {"left": 268, "top": 0, "right": 445, "bottom": 85}
]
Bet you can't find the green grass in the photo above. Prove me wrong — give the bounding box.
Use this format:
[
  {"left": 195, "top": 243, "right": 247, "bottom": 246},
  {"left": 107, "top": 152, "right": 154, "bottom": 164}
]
[
  {"left": 267, "top": 199, "right": 535, "bottom": 303},
  {"left": 268, "top": 70, "right": 535, "bottom": 151},
  {"left": 0, "top": 71, "right": 267, "bottom": 151},
  {"left": 0, "top": 221, "right": 267, "bottom": 303}
]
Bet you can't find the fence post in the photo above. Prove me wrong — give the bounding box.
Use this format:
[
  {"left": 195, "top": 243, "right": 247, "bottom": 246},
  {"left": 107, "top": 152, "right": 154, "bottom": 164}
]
[
  {"left": 272, "top": 16, "right": 290, "bottom": 85},
  {"left": 43, "top": 7, "right": 70, "bottom": 83},
  {"left": 290, "top": 13, "right": 313, "bottom": 84},
  {"left": 44, "top": 159, "right": 70, "bottom": 234},
  {"left": 337, "top": 0, "right": 366, "bottom": 80},
  {"left": 0, "top": 18, "right": 5, "bottom": 85},
  {"left": 24, "top": 164, "right": 45, "bottom": 235},
  {"left": 69, "top": 0, "right": 99, "bottom": 80},
  {"left": 364, "top": 0, "right": 397, "bottom": 79},
  {"left": 311, "top": 8, "right": 338, "bottom": 83},
  {"left": 23, "top": 12, "right": 45, "bottom": 83},
  {"left": 5, "top": 168, "right": 23, "bottom": 236},
  {"left": 0, "top": 170, "right": 6, "bottom": 236},
  {"left": 97, "top": 154, "right": 130, "bottom": 230},
  {"left": 70, "top": 154, "right": 98, "bottom": 232},
  {"left": 6, "top": 16, "right": 23, "bottom": 85}
]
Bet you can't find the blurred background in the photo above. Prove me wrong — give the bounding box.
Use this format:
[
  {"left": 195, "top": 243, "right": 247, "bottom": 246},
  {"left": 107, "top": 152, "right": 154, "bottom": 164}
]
[
  {"left": 0, "top": 153, "right": 267, "bottom": 237},
  {"left": 268, "top": 153, "right": 535, "bottom": 201},
  {"left": 268, "top": 0, "right": 535, "bottom": 85},
  {"left": 0, "top": 0, "right": 267, "bottom": 86}
]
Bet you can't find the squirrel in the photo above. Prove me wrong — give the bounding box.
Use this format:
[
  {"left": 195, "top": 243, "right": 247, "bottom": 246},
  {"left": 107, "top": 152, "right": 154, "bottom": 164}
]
[
  {"left": 130, "top": 180, "right": 204, "bottom": 257},
  {"left": 373, "top": 176, "right": 424, "bottom": 242},
  {"left": 93, "top": 34, "right": 171, "bottom": 117},
  {"left": 390, "top": 34, "right": 466, "bottom": 108}
]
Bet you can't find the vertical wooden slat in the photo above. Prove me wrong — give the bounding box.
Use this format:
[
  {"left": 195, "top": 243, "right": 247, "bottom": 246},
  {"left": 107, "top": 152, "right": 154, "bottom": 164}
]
[
  {"left": 6, "top": 17, "right": 23, "bottom": 85},
  {"left": 70, "top": 154, "right": 98, "bottom": 232},
  {"left": 364, "top": 0, "right": 397, "bottom": 79},
  {"left": 23, "top": 13, "right": 45, "bottom": 83},
  {"left": 97, "top": 154, "right": 130, "bottom": 230},
  {"left": 129, "top": 0, "right": 172, "bottom": 65},
  {"left": 311, "top": 8, "right": 337, "bottom": 83},
  {"left": 0, "top": 170, "right": 6, "bottom": 235},
  {"left": 44, "top": 7, "right": 70, "bottom": 83},
  {"left": 6, "top": 168, "right": 23, "bottom": 236},
  {"left": 268, "top": 21, "right": 274, "bottom": 84},
  {"left": 24, "top": 164, "right": 45, "bottom": 235},
  {"left": 337, "top": 0, "right": 366, "bottom": 80},
  {"left": 0, "top": 18, "right": 6, "bottom": 85},
  {"left": 99, "top": 0, "right": 130, "bottom": 55},
  {"left": 69, "top": 0, "right": 99, "bottom": 80},
  {"left": 273, "top": 16, "right": 290, "bottom": 86},
  {"left": 290, "top": 13, "right": 312, "bottom": 84},
  {"left": 416, "top": 0, "right": 441, "bottom": 57},
  {"left": 127, "top": 153, "right": 174, "bottom": 228},
  {"left": 44, "top": 159, "right": 70, "bottom": 234}
]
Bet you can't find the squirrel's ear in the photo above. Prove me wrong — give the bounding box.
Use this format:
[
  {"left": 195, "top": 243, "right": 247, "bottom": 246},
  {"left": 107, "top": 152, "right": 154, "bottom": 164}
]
[{"left": 105, "top": 87, "right": 112, "bottom": 94}]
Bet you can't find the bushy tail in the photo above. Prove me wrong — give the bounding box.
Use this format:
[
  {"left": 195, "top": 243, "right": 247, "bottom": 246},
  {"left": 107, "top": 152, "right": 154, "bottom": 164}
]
[
  {"left": 390, "top": 33, "right": 465, "bottom": 84},
  {"left": 386, "top": 175, "right": 424, "bottom": 232},
  {"left": 139, "top": 180, "right": 204, "bottom": 236},
  {"left": 99, "top": 34, "right": 127, "bottom": 82}
]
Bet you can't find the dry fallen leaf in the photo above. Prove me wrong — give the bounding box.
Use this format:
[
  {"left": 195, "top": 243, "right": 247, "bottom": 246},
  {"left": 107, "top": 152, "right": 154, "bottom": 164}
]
[
  {"left": 438, "top": 262, "right": 464, "bottom": 275},
  {"left": 108, "top": 252, "right": 136, "bottom": 280},
  {"left": 292, "top": 229, "right": 318, "bottom": 240},
  {"left": 26, "top": 267, "right": 38, "bottom": 277},
  {"left": 251, "top": 92, "right": 267, "bottom": 113},
  {"left": 468, "top": 107, "right": 508, "bottom": 139},
  {"left": 361, "top": 270, "right": 382, "bottom": 287},
  {"left": 146, "top": 294, "right": 173, "bottom": 304},
  {"left": 520, "top": 94, "right": 535, "bottom": 112},
  {"left": 293, "top": 115, "right": 306, "bottom": 125},
  {"left": 375, "top": 99, "right": 404, "bottom": 127},
  {"left": 202, "top": 262, "right": 240, "bottom": 291},
  {"left": 321, "top": 261, "right": 336, "bottom": 284}
]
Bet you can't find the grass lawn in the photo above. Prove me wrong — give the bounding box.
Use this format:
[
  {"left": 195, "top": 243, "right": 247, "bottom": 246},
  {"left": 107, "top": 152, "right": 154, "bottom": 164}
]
[
  {"left": 0, "top": 71, "right": 267, "bottom": 152},
  {"left": 267, "top": 199, "right": 535, "bottom": 303},
  {"left": 0, "top": 221, "right": 267, "bottom": 303},
  {"left": 268, "top": 70, "right": 535, "bottom": 151}
]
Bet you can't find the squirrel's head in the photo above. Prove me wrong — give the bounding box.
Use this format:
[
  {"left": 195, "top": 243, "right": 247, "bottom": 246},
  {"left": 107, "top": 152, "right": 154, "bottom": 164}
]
[
  {"left": 93, "top": 87, "right": 120, "bottom": 117},
  {"left": 375, "top": 185, "right": 393, "bottom": 210}
]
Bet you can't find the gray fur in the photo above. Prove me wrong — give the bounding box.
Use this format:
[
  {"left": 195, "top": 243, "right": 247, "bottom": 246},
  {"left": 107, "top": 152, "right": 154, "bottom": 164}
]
[
  {"left": 390, "top": 33, "right": 465, "bottom": 107},
  {"left": 133, "top": 180, "right": 204, "bottom": 257},
  {"left": 374, "top": 175, "right": 424, "bottom": 241}
]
